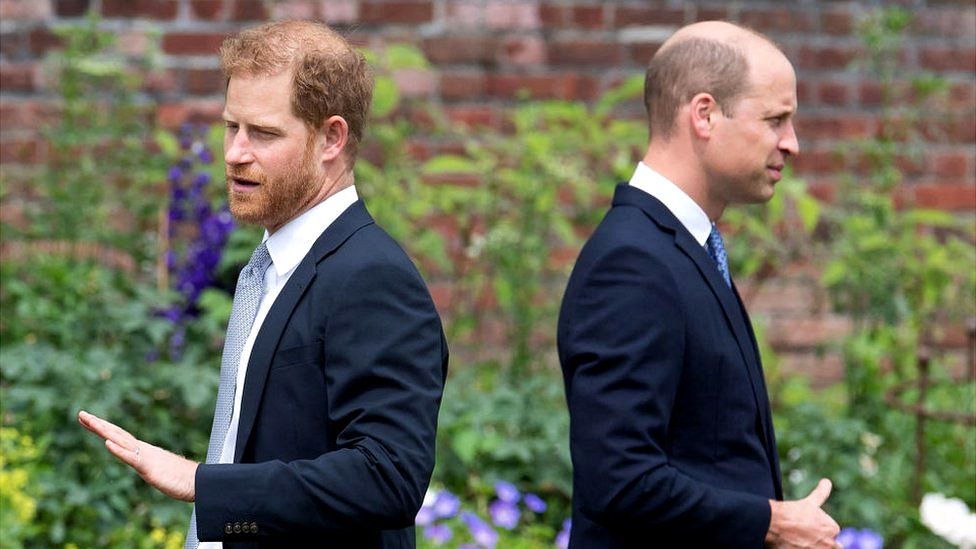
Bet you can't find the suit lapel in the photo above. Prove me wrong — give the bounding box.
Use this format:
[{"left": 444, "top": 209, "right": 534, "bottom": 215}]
[
  {"left": 613, "top": 185, "right": 776, "bottom": 455},
  {"left": 233, "top": 201, "right": 375, "bottom": 462}
]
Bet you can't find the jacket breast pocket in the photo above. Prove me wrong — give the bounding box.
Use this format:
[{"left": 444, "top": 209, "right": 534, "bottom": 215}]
[{"left": 270, "top": 341, "right": 322, "bottom": 371}]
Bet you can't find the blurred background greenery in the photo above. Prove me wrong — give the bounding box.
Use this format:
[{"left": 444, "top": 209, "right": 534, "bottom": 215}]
[{"left": 1, "top": 8, "right": 973, "bottom": 549}]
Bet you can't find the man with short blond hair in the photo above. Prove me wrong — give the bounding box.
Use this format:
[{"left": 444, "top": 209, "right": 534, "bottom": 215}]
[
  {"left": 80, "top": 20, "right": 448, "bottom": 548},
  {"left": 558, "top": 21, "right": 841, "bottom": 548}
]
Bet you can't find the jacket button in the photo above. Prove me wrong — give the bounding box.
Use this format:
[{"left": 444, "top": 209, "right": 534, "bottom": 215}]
[
  {"left": 233, "top": 522, "right": 242, "bottom": 533},
  {"left": 250, "top": 522, "right": 258, "bottom": 533},
  {"left": 225, "top": 523, "right": 233, "bottom": 534}
]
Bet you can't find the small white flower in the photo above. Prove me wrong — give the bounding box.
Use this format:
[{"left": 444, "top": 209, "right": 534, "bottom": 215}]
[
  {"left": 920, "top": 492, "right": 976, "bottom": 549},
  {"left": 858, "top": 454, "right": 878, "bottom": 477},
  {"left": 788, "top": 469, "right": 806, "bottom": 485}
]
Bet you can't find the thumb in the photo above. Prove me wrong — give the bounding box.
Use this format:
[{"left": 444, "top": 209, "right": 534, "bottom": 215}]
[{"left": 805, "top": 478, "right": 832, "bottom": 507}]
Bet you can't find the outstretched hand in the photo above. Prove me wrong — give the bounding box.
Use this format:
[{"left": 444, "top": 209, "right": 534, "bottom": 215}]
[
  {"left": 766, "top": 478, "right": 841, "bottom": 548},
  {"left": 78, "top": 410, "right": 198, "bottom": 502}
]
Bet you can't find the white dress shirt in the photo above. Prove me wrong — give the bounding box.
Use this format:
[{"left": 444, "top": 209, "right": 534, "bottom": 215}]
[
  {"left": 198, "top": 185, "right": 358, "bottom": 549},
  {"left": 628, "top": 161, "right": 712, "bottom": 246}
]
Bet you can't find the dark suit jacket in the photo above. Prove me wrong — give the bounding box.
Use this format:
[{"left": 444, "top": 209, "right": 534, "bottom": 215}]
[
  {"left": 557, "top": 185, "right": 782, "bottom": 548},
  {"left": 194, "top": 201, "right": 448, "bottom": 548}
]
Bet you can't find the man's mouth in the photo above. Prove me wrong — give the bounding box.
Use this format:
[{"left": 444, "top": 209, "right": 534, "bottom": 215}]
[
  {"left": 229, "top": 175, "right": 260, "bottom": 192},
  {"left": 767, "top": 164, "right": 784, "bottom": 181}
]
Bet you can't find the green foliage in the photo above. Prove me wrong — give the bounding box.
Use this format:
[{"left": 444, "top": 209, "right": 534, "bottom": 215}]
[
  {"left": 9, "top": 12, "right": 167, "bottom": 257},
  {"left": 435, "top": 364, "right": 572, "bottom": 506}
]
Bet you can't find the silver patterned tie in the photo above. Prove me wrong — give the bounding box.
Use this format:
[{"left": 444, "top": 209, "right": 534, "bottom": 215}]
[{"left": 185, "top": 241, "right": 271, "bottom": 549}]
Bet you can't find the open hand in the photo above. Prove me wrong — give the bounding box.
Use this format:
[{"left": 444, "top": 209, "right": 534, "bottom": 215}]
[
  {"left": 766, "top": 478, "right": 841, "bottom": 548},
  {"left": 78, "top": 410, "right": 198, "bottom": 502}
]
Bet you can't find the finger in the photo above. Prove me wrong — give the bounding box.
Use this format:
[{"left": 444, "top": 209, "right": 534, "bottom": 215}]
[
  {"left": 105, "top": 438, "right": 142, "bottom": 469},
  {"left": 805, "top": 478, "right": 833, "bottom": 507},
  {"left": 79, "top": 411, "right": 138, "bottom": 448}
]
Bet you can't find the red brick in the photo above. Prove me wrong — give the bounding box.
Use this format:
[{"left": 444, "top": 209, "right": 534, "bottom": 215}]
[
  {"left": 920, "top": 47, "right": 976, "bottom": 72},
  {"left": 795, "top": 115, "right": 875, "bottom": 140},
  {"left": 156, "top": 100, "right": 223, "bottom": 129},
  {"left": 858, "top": 82, "right": 884, "bottom": 107},
  {"left": 428, "top": 281, "right": 454, "bottom": 310},
  {"left": 0, "top": 63, "right": 35, "bottom": 92},
  {"left": 629, "top": 42, "right": 661, "bottom": 65},
  {"left": 444, "top": 1, "right": 481, "bottom": 27},
  {"left": 102, "top": 0, "right": 178, "bottom": 19},
  {"left": 1, "top": 0, "right": 52, "bottom": 19},
  {"left": 0, "top": 99, "right": 57, "bottom": 129},
  {"left": 444, "top": 105, "right": 499, "bottom": 128},
  {"left": 269, "top": 0, "right": 316, "bottom": 19},
  {"left": 440, "top": 71, "right": 486, "bottom": 100},
  {"left": 777, "top": 352, "right": 844, "bottom": 388},
  {"left": 393, "top": 68, "right": 436, "bottom": 98},
  {"left": 233, "top": 0, "right": 268, "bottom": 20},
  {"left": 190, "top": 0, "right": 223, "bottom": 19},
  {"left": 913, "top": 8, "right": 976, "bottom": 39},
  {"left": 931, "top": 151, "right": 972, "bottom": 178},
  {"left": 571, "top": 5, "right": 605, "bottom": 29},
  {"left": 821, "top": 8, "right": 854, "bottom": 35},
  {"left": 29, "top": 28, "right": 63, "bottom": 55},
  {"left": 817, "top": 81, "right": 849, "bottom": 106},
  {"left": 796, "top": 45, "right": 859, "bottom": 70},
  {"left": 912, "top": 183, "right": 976, "bottom": 210},
  {"left": 695, "top": 7, "right": 728, "bottom": 21},
  {"left": 484, "top": 1, "right": 539, "bottom": 30},
  {"left": 144, "top": 69, "right": 179, "bottom": 93},
  {"left": 767, "top": 315, "right": 852, "bottom": 349},
  {"left": 185, "top": 68, "right": 225, "bottom": 94},
  {"left": 550, "top": 39, "right": 622, "bottom": 66},
  {"left": 740, "top": 8, "right": 816, "bottom": 32},
  {"left": 792, "top": 148, "right": 844, "bottom": 175},
  {"left": 55, "top": 0, "right": 91, "bottom": 17},
  {"left": 422, "top": 172, "right": 481, "bottom": 187},
  {"left": 422, "top": 36, "right": 496, "bottom": 65},
  {"left": 320, "top": 0, "right": 358, "bottom": 23},
  {"left": 361, "top": 1, "right": 433, "bottom": 24},
  {"left": 949, "top": 82, "right": 976, "bottom": 107},
  {"left": 539, "top": 3, "right": 565, "bottom": 26},
  {"left": 501, "top": 36, "right": 547, "bottom": 66},
  {"left": 806, "top": 180, "right": 836, "bottom": 203},
  {"left": 795, "top": 81, "right": 812, "bottom": 104},
  {"left": 487, "top": 73, "right": 597, "bottom": 101},
  {"left": 162, "top": 32, "right": 230, "bottom": 55},
  {"left": 614, "top": 5, "right": 685, "bottom": 27},
  {"left": 0, "top": 139, "right": 44, "bottom": 164}
]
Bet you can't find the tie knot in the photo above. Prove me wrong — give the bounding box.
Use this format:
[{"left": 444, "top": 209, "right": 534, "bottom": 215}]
[{"left": 247, "top": 242, "right": 271, "bottom": 272}]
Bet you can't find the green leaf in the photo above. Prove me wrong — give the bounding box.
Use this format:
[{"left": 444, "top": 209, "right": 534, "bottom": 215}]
[
  {"left": 371, "top": 76, "right": 399, "bottom": 118},
  {"left": 421, "top": 155, "right": 480, "bottom": 175},
  {"left": 384, "top": 44, "right": 430, "bottom": 70}
]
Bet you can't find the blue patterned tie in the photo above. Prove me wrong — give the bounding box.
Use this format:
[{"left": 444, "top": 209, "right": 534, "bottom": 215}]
[
  {"left": 185, "top": 241, "right": 271, "bottom": 549},
  {"left": 706, "top": 224, "right": 731, "bottom": 288}
]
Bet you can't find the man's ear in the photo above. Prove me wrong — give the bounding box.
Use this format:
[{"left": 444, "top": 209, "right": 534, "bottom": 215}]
[
  {"left": 688, "top": 93, "right": 718, "bottom": 139},
  {"left": 317, "top": 115, "right": 349, "bottom": 163}
]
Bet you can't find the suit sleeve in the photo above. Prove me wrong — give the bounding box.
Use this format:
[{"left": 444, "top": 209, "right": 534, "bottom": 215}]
[
  {"left": 194, "top": 258, "right": 447, "bottom": 538},
  {"left": 559, "top": 244, "right": 770, "bottom": 547}
]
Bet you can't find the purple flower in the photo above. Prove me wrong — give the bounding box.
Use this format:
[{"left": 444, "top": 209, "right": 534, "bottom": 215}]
[
  {"left": 494, "top": 481, "right": 520, "bottom": 504},
  {"left": 524, "top": 492, "right": 547, "bottom": 513},
  {"left": 555, "top": 518, "right": 571, "bottom": 549},
  {"left": 415, "top": 505, "right": 436, "bottom": 527},
  {"left": 167, "top": 165, "right": 184, "bottom": 183},
  {"left": 461, "top": 512, "right": 498, "bottom": 548},
  {"left": 433, "top": 491, "right": 460, "bottom": 518},
  {"left": 423, "top": 523, "right": 452, "bottom": 545},
  {"left": 198, "top": 148, "right": 214, "bottom": 164},
  {"left": 837, "top": 528, "right": 883, "bottom": 549},
  {"left": 488, "top": 499, "right": 520, "bottom": 530}
]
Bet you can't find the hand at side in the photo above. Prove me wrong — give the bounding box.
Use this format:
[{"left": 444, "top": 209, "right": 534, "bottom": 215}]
[
  {"left": 765, "top": 478, "right": 841, "bottom": 548},
  {"left": 78, "top": 410, "right": 198, "bottom": 502}
]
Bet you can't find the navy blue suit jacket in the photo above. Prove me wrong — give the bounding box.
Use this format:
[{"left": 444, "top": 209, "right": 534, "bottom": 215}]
[
  {"left": 194, "top": 201, "right": 448, "bottom": 548},
  {"left": 557, "top": 185, "right": 782, "bottom": 548}
]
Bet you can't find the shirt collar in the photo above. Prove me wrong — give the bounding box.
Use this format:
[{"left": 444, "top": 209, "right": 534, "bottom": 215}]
[
  {"left": 263, "top": 185, "right": 359, "bottom": 278},
  {"left": 628, "top": 162, "right": 712, "bottom": 246}
]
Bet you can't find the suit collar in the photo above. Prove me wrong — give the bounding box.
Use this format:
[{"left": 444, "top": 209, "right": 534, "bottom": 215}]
[{"left": 234, "top": 200, "right": 375, "bottom": 461}]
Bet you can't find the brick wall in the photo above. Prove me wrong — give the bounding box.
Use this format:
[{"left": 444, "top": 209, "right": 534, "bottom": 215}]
[{"left": 2, "top": 0, "right": 974, "bottom": 382}]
